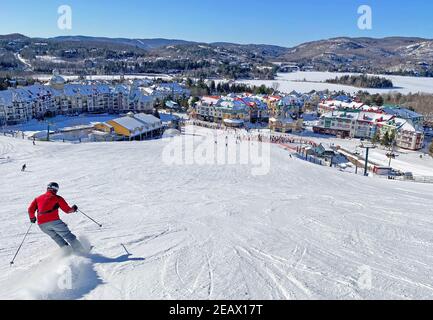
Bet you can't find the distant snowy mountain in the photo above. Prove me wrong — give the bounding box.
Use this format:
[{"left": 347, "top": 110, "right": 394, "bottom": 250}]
[
  {"left": 1, "top": 34, "right": 433, "bottom": 77},
  {"left": 279, "top": 37, "right": 433, "bottom": 75},
  {"left": 50, "top": 35, "right": 196, "bottom": 50}
]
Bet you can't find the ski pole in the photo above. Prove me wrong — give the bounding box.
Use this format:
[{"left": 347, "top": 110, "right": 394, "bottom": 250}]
[
  {"left": 78, "top": 209, "right": 103, "bottom": 228},
  {"left": 10, "top": 223, "right": 33, "bottom": 266}
]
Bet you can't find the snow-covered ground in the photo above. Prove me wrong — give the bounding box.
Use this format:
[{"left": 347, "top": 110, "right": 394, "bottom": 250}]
[
  {"left": 1, "top": 128, "right": 433, "bottom": 300},
  {"left": 334, "top": 139, "right": 433, "bottom": 176},
  {"left": 14, "top": 52, "right": 33, "bottom": 71},
  {"left": 291, "top": 132, "right": 433, "bottom": 176},
  {"left": 35, "top": 55, "right": 68, "bottom": 64},
  {"left": 32, "top": 74, "right": 173, "bottom": 82},
  {"left": 238, "top": 72, "right": 433, "bottom": 95},
  {"left": 2, "top": 114, "right": 118, "bottom": 134}
]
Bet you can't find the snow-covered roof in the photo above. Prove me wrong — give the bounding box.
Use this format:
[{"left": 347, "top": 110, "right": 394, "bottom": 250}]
[
  {"left": 323, "top": 111, "right": 358, "bottom": 120},
  {"left": 133, "top": 113, "right": 162, "bottom": 126},
  {"left": 0, "top": 90, "right": 14, "bottom": 105},
  {"left": 382, "top": 106, "right": 423, "bottom": 120},
  {"left": 50, "top": 75, "right": 66, "bottom": 85},
  {"left": 109, "top": 116, "right": 147, "bottom": 137},
  {"left": 113, "top": 85, "right": 129, "bottom": 95},
  {"left": 93, "top": 122, "right": 113, "bottom": 129},
  {"left": 358, "top": 112, "right": 394, "bottom": 123},
  {"left": 223, "top": 119, "right": 244, "bottom": 125},
  {"left": 269, "top": 117, "right": 295, "bottom": 124},
  {"left": 159, "top": 113, "right": 180, "bottom": 123},
  {"left": 201, "top": 96, "right": 221, "bottom": 106}
]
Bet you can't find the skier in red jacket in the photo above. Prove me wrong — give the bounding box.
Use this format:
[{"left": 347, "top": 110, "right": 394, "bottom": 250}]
[{"left": 28, "top": 182, "right": 84, "bottom": 253}]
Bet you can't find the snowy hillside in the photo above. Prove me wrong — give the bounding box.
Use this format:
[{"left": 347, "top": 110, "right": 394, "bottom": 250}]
[{"left": 1, "top": 131, "right": 433, "bottom": 300}]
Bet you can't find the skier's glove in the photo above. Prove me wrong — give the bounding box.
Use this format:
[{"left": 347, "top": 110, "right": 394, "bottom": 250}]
[
  {"left": 72, "top": 205, "right": 78, "bottom": 212},
  {"left": 30, "top": 217, "right": 37, "bottom": 224}
]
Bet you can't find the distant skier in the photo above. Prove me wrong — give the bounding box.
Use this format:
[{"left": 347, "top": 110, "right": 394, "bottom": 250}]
[
  {"left": 21, "top": 164, "right": 26, "bottom": 172},
  {"left": 28, "top": 182, "right": 85, "bottom": 253}
]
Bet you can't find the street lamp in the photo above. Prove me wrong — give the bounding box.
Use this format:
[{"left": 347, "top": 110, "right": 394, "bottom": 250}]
[{"left": 360, "top": 142, "right": 376, "bottom": 177}]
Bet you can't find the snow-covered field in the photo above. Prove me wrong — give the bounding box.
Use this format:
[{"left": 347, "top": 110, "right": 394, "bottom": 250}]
[
  {"left": 239, "top": 72, "right": 433, "bottom": 95},
  {"left": 287, "top": 131, "right": 433, "bottom": 176},
  {"left": 32, "top": 74, "right": 173, "bottom": 82},
  {"left": 2, "top": 129, "right": 433, "bottom": 300},
  {"left": 333, "top": 139, "right": 433, "bottom": 176},
  {"left": 3, "top": 114, "right": 118, "bottom": 134}
]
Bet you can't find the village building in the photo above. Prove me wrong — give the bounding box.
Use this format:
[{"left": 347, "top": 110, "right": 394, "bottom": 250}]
[
  {"left": 268, "top": 95, "right": 304, "bottom": 133},
  {"left": 104, "top": 113, "right": 162, "bottom": 140},
  {"left": 317, "top": 99, "right": 379, "bottom": 115},
  {"left": 93, "top": 122, "right": 114, "bottom": 134},
  {"left": 313, "top": 111, "right": 356, "bottom": 138},
  {"left": 269, "top": 117, "right": 303, "bottom": 133},
  {"left": 381, "top": 105, "right": 424, "bottom": 127},
  {"left": 192, "top": 96, "right": 251, "bottom": 125},
  {"left": 0, "top": 72, "right": 190, "bottom": 126},
  {"left": 314, "top": 108, "right": 425, "bottom": 151}
]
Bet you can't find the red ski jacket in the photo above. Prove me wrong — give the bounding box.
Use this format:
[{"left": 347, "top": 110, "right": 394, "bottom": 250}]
[{"left": 28, "top": 191, "right": 74, "bottom": 225}]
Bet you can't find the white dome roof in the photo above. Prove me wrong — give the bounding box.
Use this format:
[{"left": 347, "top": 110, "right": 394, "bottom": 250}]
[{"left": 50, "top": 75, "right": 65, "bottom": 85}]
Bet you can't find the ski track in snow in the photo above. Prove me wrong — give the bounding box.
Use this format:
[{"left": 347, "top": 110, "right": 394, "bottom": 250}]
[{"left": 1, "top": 133, "right": 433, "bottom": 300}]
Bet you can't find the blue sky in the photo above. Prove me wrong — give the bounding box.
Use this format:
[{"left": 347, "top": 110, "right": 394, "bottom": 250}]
[{"left": 0, "top": 0, "right": 431, "bottom": 47}]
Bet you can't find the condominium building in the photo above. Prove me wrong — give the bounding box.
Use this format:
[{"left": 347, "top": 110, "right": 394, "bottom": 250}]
[
  {"left": 0, "top": 73, "right": 190, "bottom": 126},
  {"left": 313, "top": 110, "right": 425, "bottom": 150}
]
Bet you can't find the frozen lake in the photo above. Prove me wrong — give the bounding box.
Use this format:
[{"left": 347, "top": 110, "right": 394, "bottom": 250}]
[{"left": 238, "top": 72, "right": 433, "bottom": 95}]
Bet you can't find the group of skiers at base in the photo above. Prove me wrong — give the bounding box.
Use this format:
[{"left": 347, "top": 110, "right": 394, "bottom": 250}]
[{"left": 28, "top": 182, "right": 85, "bottom": 254}]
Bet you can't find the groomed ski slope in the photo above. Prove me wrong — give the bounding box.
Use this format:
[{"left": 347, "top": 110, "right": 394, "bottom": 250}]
[{"left": 1, "top": 132, "right": 433, "bottom": 300}]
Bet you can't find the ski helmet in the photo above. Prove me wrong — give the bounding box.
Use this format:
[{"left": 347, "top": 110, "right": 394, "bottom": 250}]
[{"left": 47, "top": 182, "right": 59, "bottom": 193}]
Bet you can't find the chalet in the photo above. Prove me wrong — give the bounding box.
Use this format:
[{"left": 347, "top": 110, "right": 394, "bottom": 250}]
[
  {"left": 105, "top": 113, "right": 162, "bottom": 140},
  {"left": 107, "top": 115, "right": 147, "bottom": 140}
]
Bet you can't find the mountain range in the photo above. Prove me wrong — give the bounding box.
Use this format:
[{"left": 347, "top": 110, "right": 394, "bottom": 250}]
[{"left": 0, "top": 34, "right": 432, "bottom": 78}]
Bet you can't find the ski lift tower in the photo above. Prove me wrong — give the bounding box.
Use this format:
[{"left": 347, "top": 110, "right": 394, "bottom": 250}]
[
  {"left": 46, "top": 120, "right": 54, "bottom": 142},
  {"left": 360, "top": 142, "right": 376, "bottom": 177}
]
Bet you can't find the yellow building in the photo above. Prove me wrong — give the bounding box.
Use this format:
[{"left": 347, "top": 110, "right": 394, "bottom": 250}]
[
  {"left": 105, "top": 113, "right": 163, "bottom": 140},
  {"left": 107, "top": 116, "right": 147, "bottom": 139},
  {"left": 94, "top": 122, "right": 114, "bottom": 133},
  {"left": 269, "top": 117, "right": 303, "bottom": 133}
]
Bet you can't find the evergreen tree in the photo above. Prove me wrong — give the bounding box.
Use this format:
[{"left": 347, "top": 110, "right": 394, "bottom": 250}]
[
  {"left": 371, "top": 131, "right": 381, "bottom": 144},
  {"left": 381, "top": 130, "right": 395, "bottom": 147},
  {"left": 374, "top": 94, "right": 384, "bottom": 106},
  {"left": 381, "top": 131, "right": 391, "bottom": 147},
  {"left": 210, "top": 81, "right": 216, "bottom": 94}
]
